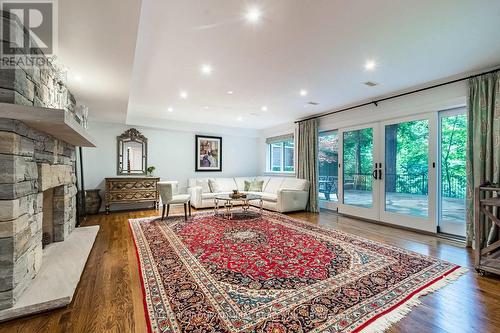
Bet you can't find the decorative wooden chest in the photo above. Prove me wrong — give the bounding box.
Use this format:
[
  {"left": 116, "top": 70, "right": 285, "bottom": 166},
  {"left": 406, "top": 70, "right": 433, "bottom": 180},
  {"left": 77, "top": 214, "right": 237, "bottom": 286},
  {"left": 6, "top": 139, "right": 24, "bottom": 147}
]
[{"left": 105, "top": 177, "right": 159, "bottom": 214}]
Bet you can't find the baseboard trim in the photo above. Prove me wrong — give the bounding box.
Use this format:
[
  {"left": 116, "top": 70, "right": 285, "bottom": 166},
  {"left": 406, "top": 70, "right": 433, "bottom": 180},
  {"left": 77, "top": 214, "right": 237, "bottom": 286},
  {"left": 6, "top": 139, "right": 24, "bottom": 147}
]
[{"left": 331, "top": 211, "right": 466, "bottom": 246}]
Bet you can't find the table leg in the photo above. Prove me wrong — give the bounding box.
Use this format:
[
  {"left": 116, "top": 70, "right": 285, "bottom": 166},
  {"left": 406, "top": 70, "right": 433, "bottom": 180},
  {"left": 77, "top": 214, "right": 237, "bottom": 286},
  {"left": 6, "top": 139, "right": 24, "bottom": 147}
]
[{"left": 224, "top": 201, "right": 232, "bottom": 219}]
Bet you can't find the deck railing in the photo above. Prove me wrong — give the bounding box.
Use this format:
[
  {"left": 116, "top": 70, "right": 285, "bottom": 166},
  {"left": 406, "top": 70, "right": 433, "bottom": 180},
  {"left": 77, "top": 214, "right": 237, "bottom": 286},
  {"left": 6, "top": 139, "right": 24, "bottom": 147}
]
[{"left": 319, "top": 173, "right": 466, "bottom": 199}]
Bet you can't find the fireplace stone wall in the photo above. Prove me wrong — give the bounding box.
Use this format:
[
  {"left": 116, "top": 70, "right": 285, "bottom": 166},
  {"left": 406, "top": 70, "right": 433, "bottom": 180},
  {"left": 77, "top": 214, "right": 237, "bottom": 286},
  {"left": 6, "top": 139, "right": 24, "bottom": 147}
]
[
  {"left": 0, "top": 120, "right": 77, "bottom": 310},
  {"left": 0, "top": 9, "right": 80, "bottom": 311},
  {"left": 0, "top": 11, "right": 77, "bottom": 112}
]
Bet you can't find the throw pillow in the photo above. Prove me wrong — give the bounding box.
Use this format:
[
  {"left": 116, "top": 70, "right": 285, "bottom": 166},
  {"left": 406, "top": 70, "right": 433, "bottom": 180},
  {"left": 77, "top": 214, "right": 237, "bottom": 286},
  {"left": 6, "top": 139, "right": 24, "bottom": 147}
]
[
  {"left": 208, "top": 179, "right": 219, "bottom": 193},
  {"left": 244, "top": 180, "right": 252, "bottom": 191},
  {"left": 248, "top": 180, "right": 264, "bottom": 192}
]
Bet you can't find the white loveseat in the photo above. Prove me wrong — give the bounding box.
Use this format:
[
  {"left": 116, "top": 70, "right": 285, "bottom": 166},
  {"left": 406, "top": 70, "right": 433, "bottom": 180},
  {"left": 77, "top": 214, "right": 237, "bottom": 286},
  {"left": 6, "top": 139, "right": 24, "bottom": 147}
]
[{"left": 187, "top": 177, "right": 310, "bottom": 213}]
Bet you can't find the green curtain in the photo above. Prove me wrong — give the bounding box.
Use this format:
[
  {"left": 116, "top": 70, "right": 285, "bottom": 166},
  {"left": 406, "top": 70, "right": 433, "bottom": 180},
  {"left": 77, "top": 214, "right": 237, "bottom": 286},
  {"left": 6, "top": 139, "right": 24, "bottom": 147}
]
[
  {"left": 466, "top": 71, "right": 500, "bottom": 247},
  {"left": 297, "top": 119, "right": 319, "bottom": 213}
]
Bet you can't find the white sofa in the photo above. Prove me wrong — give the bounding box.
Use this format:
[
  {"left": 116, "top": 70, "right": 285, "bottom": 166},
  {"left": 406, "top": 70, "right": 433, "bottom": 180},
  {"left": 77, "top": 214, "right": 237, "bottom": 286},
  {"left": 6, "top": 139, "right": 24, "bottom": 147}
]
[{"left": 188, "top": 176, "right": 310, "bottom": 213}]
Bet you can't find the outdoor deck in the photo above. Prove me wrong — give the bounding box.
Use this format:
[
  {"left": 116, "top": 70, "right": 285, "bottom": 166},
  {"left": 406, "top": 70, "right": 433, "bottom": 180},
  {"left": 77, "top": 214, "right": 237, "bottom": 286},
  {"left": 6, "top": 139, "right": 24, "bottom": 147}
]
[{"left": 320, "top": 191, "right": 466, "bottom": 223}]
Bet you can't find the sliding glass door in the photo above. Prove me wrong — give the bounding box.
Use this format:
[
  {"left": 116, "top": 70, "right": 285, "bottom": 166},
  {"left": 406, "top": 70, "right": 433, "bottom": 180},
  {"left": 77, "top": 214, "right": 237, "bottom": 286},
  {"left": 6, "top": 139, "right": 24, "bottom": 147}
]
[
  {"left": 439, "top": 108, "right": 467, "bottom": 237},
  {"left": 379, "top": 114, "right": 437, "bottom": 232}
]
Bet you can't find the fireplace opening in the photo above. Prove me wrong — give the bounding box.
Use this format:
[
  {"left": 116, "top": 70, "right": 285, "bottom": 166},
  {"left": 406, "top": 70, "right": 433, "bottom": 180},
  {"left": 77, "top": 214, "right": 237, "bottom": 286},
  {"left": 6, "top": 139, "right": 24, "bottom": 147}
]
[{"left": 42, "top": 188, "right": 54, "bottom": 248}]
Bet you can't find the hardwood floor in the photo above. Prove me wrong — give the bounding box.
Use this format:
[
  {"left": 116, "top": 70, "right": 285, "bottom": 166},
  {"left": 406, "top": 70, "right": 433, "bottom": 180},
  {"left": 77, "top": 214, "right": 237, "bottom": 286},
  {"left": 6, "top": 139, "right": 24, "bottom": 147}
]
[{"left": 1, "top": 207, "right": 499, "bottom": 333}]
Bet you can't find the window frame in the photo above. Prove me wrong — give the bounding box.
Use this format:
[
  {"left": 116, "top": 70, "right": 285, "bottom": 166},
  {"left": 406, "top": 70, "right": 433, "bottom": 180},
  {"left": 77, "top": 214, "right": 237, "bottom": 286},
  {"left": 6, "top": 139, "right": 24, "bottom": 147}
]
[{"left": 267, "top": 139, "right": 295, "bottom": 173}]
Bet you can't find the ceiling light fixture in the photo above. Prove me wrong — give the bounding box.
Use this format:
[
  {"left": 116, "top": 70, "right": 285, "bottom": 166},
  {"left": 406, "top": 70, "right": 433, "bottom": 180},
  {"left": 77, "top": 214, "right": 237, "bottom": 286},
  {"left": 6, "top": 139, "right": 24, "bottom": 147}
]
[
  {"left": 227, "top": 90, "right": 234, "bottom": 95},
  {"left": 261, "top": 106, "right": 268, "bottom": 112},
  {"left": 364, "top": 60, "right": 376, "bottom": 71},
  {"left": 237, "top": 116, "right": 243, "bottom": 121},
  {"left": 179, "top": 90, "right": 188, "bottom": 99},
  {"left": 203, "top": 106, "right": 209, "bottom": 109},
  {"left": 245, "top": 6, "right": 262, "bottom": 23},
  {"left": 300, "top": 89, "right": 308, "bottom": 97},
  {"left": 200, "top": 64, "right": 213, "bottom": 75},
  {"left": 167, "top": 107, "right": 173, "bottom": 112}
]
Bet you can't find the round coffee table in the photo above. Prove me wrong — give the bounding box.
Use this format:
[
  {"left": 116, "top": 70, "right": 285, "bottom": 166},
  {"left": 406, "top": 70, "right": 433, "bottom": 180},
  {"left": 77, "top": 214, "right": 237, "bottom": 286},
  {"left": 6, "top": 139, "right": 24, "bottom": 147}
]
[{"left": 214, "top": 194, "right": 263, "bottom": 219}]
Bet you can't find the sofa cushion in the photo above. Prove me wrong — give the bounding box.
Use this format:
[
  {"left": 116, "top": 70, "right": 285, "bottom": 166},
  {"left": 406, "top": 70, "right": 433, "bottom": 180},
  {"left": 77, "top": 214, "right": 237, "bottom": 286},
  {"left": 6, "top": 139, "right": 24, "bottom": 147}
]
[
  {"left": 246, "top": 191, "right": 277, "bottom": 202},
  {"left": 255, "top": 177, "right": 271, "bottom": 189},
  {"left": 264, "top": 177, "right": 285, "bottom": 194},
  {"left": 281, "top": 178, "right": 309, "bottom": 191},
  {"left": 191, "top": 178, "right": 212, "bottom": 193},
  {"left": 234, "top": 177, "right": 253, "bottom": 191},
  {"left": 214, "top": 178, "right": 237, "bottom": 192},
  {"left": 248, "top": 180, "right": 264, "bottom": 192},
  {"left": 208, "top": 179, "right": 219, "bottom": 193}
]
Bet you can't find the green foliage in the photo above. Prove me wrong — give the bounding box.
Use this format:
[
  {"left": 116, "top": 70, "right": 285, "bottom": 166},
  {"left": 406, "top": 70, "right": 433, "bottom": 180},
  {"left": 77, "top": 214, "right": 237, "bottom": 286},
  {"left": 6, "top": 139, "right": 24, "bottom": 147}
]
[
  {"left": 318, "top": 115, "right": 466, "bottom": 198},
  {"left": 343, "top": 128, "right": 373, "bottom": 175},
  {"left": 147, "top": 166, "right": 156, "bottom": 174},
  {"left": 441, "top": 114, "right": 467, "bottom": 198},
  {"left": 395, "top": 120, "right": 429, "bottom": 175}
]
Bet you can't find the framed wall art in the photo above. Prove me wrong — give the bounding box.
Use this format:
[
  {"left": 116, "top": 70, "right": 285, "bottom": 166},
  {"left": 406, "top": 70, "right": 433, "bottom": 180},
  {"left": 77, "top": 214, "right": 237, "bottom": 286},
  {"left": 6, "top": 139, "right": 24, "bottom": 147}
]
[{"left": 195, "top": 135, "right": 222, "bottom": 171}]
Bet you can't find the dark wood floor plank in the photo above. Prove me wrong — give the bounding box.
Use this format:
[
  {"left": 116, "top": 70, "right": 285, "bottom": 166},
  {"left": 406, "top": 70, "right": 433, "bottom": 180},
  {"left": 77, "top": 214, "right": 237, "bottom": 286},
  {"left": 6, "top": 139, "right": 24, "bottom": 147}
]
[{"left": 0, "top": 208, "right": 498, "bottom": 333}]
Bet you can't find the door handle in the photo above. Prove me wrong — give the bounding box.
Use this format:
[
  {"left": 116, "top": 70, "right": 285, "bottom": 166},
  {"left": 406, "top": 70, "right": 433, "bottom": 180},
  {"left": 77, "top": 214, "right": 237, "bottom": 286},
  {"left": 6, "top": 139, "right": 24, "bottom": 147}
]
[
  {"left": 378, "top": 169, "right": 382, "bottom": 180},
  {"left": 372, "top": 169, "right": 378, "bottom": 180}
]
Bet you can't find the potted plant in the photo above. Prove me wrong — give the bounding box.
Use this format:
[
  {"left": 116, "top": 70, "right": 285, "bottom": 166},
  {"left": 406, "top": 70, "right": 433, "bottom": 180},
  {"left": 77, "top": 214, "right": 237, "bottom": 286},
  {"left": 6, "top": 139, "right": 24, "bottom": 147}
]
[{"left": 146, "top": 166, "right": 156, "bottom": 176}]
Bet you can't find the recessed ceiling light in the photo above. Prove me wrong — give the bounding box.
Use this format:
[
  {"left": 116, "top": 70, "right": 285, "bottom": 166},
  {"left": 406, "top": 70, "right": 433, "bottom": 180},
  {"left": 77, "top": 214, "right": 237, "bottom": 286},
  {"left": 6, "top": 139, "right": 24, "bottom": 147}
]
[
  {"left": 200, "top": 64, "right": 213, "bottom": 75},
  {"left": 245, "top": 6, "right": 262, "bottom": 23},
  {"left": 300, "top": 89, "right": 308, "bottom": 97},
  {"left": 237, "top": 116, "right": 243, "bottom": 121},
  {"left": 203, "top": 106, "right": 209, "bottom": 110},
  {"left": 179, "top": 90, "right": 188, "bottom": 99},
  {"left": 364, "top": 60, "right": 376, "bottom": 71},
  {"left": 167, "top": 107, "right": 173, "bottom": 112},
  {"left": 227, "top": 90, "right": 234, "bottom": 95},
  {"left": 261, "top": 106, "right": 268, "bottom": 112}
]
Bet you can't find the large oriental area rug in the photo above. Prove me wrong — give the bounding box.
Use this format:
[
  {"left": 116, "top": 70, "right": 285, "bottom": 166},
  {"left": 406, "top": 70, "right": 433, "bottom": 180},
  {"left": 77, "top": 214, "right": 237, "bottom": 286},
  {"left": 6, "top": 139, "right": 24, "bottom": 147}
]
[{"left": 129, "top": 211, "right": 466, "bottom": 333}]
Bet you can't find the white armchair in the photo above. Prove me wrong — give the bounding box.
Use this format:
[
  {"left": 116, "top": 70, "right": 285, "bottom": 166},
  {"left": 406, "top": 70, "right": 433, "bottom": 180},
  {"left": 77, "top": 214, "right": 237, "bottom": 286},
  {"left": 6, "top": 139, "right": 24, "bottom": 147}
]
[{"left": 158, "top": 181, "right": 191, "bottom": 220}]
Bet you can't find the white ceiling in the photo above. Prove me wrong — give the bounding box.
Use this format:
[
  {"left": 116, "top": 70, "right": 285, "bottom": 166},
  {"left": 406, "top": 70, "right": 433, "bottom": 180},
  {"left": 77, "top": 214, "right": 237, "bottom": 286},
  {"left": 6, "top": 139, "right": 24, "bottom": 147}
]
[
  {"left": 57, "top": 0, "right": 142, "bottom": 123},
  {"left": 64, "top": 0, "right": 500, "bottom": 129}
]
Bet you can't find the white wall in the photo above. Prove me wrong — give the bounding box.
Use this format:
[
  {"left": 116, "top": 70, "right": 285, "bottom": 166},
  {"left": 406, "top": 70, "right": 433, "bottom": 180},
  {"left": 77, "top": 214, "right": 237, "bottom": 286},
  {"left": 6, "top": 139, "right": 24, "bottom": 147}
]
[
  {"left": 82, "top": 121, "right": 260, "bottom": 210},
  {"left": 257, "top": 81, "right": 467, "bottom": 174}
]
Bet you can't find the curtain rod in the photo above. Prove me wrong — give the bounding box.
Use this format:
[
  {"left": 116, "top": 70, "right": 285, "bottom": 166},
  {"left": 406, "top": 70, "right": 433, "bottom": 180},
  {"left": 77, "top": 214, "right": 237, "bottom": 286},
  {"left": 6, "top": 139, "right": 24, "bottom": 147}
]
[{"left": 295, "top": 67, "right": 500, "bottom": 124}]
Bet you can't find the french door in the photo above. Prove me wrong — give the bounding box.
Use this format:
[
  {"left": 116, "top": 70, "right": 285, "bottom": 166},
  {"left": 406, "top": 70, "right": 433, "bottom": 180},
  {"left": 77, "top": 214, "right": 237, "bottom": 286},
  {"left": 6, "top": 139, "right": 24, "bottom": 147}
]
[
  {"left": 338, "top": 123, "right": 381, "bottom": 220},
  {"left": 337, "top": 114, "right": 438, "bottom": 232}
]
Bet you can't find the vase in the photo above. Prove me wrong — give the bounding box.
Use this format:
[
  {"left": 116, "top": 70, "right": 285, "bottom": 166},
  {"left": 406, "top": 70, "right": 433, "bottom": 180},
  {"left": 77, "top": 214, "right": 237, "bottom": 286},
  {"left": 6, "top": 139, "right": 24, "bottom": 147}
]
[{"left": 85, "top": 189, "right": 102, "bottom": 214}]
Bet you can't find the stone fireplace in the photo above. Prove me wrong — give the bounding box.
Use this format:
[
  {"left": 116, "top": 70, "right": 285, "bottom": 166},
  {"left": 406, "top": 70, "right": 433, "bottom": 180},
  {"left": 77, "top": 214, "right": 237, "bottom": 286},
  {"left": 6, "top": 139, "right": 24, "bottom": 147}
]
[
  {"left": 0, "top": 121, "right": 78, "bottom": 311},
  {"left": 0, "top": 10, "right": 97, "bottom": 320}
]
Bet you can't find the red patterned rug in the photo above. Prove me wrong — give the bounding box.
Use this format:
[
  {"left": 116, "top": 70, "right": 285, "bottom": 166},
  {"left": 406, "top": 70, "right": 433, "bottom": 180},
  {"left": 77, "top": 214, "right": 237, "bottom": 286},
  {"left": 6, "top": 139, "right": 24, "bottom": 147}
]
[{"left": 129, "top": 210, "right": 466, "bottom": 333}]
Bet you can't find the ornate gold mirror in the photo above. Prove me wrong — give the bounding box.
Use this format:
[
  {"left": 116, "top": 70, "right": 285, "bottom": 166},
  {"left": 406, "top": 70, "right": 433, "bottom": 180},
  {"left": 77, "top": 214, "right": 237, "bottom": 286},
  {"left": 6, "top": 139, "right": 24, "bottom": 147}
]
[{"left": 117, "top": 128, "right": 148, "bottom": 175}]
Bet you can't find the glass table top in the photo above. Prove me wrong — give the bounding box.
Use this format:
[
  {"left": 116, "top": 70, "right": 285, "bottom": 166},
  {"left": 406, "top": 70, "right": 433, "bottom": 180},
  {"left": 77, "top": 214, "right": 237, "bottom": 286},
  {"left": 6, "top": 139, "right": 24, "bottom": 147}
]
[{"left": 214, "top": 194, "right": 262, "bottom": 201}]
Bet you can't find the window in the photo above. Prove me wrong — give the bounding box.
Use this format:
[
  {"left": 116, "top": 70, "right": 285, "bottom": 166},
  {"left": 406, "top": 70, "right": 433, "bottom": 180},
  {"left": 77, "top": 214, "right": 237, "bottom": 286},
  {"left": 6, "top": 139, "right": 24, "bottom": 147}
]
[{"left": 267, "top": 135, "right": 294, "bottom": 173}]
